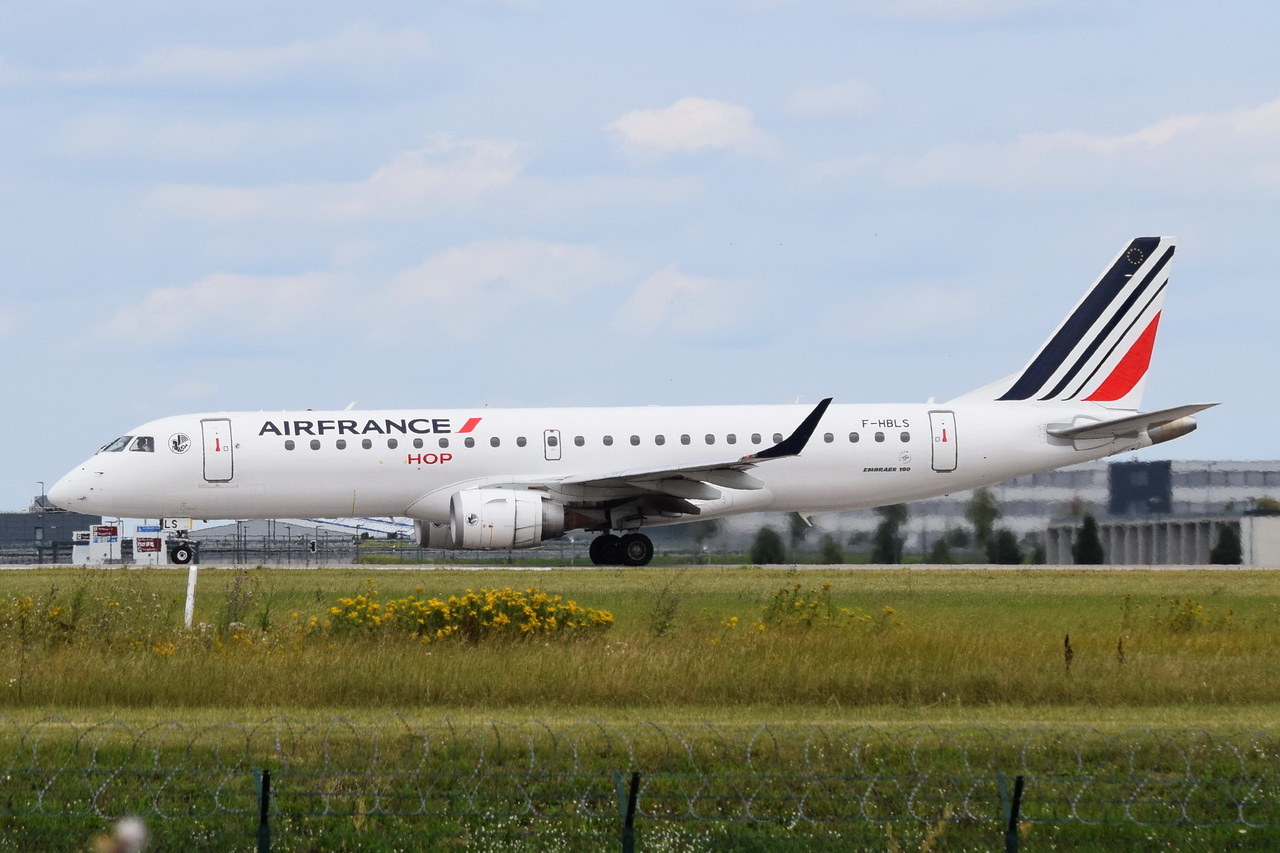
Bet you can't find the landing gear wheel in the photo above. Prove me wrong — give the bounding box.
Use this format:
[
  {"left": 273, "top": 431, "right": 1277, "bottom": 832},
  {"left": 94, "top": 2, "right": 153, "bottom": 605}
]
[
  {"left": 619, "top": 533, "right": 654, "bottom": 567},
  {"left": 170, "top": 545, "right": 194, "bottom": 565},
  {"left": 590, "top": 534, "right": 622, "bottom": 566}
]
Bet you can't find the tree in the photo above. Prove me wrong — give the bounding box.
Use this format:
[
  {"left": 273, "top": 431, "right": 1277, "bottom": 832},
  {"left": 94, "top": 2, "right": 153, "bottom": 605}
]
[
  {"left": 749, "top": 526, "right": 787, "bottom": 565},
  {"left": 870, "top": 504, "right": 909, "bottom": 564},
  {"left": 787, "top": 513, "right": 811, "bottom": 554},
  {"left": 1072, "top": 514, "right": 1105, "bottom": 565},
  {"left": 1209, "top": 525, "right": 1243, "bottom": 565},
  {"left": 965, "top": 488, "right": 1001, "bottom": 553},
  {"left": 926, "top": 538, "right": 953, "bottom": 564},
  {"left": 986, "top": 528, "right": 1023, "bottom": 564},
  {"left": 688, "top": 519, "right": 722, "bottom": 548},
  {"left": 819, "top": 534, "right": 844, "bottom": 564}
]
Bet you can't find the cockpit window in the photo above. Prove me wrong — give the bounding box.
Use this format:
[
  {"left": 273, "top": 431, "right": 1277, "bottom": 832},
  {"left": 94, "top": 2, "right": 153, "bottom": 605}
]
[
  {"left": 100, "top": 436, "right": 133, "bottom": 453},
  {"left": 130, "top": 436, "right": 155, "bottom": 453}
]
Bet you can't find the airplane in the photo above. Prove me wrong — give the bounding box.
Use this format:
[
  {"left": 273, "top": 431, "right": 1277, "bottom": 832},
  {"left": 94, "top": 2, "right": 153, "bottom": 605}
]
[{"left": 50, "top": 237, "right": 1214, "bottom": 566}]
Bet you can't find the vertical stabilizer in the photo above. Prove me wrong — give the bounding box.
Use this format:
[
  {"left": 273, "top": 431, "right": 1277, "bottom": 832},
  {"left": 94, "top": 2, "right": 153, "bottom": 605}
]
[{"left": 956, "top": 237, "right": 1176, "bottom": 410}]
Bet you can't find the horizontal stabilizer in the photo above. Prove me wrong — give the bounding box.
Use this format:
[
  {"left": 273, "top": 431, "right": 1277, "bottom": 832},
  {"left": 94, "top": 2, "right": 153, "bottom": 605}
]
[{"left": 1047, "top": 403, "right": 1217, "bottom": 440}]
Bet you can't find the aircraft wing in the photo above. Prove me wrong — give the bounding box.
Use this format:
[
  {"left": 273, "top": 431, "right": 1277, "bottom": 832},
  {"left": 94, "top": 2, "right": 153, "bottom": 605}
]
[
  {"left": 555, "top": 397, "right": 832, "bottom": 500},
  {"left": 1046, "top": 403, "right": 1218, "bottom": 440}
]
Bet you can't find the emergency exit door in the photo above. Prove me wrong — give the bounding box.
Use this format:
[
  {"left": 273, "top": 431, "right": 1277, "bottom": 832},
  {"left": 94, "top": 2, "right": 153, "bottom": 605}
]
[
  {"left": 543, "top": 429, "right": 562, "bottom": 461},
  {"left": 929, "top": 411, "right": 957, "bottom": 473},
  {"left": 202, "top": 418, "right": 234, "bottom": 482}
]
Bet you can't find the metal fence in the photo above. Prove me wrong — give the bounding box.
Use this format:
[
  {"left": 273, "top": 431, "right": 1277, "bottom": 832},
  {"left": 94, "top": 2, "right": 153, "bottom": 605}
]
[{"left": 2, "top": 717, "right": 1278, "bottom": 850}]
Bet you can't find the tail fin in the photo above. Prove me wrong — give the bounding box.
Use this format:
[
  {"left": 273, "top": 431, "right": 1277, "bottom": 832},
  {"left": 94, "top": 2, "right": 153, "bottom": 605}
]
[{"left": 957, "top": 236, "right": 1176, "bottom": 409}]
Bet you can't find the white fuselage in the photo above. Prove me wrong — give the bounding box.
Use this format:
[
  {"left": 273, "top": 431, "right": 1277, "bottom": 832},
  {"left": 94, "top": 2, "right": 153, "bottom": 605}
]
[{"left": 49, "top": 401, "right": 1147, "bottom": 524}]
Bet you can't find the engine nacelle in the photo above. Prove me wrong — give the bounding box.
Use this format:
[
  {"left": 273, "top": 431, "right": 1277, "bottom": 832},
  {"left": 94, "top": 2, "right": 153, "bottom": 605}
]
[
  {"left": 414, "top": 519, "right": 455, "bottom": 549},
  {"left": 448, "top": 489, "right": 566, "bottom": 550}
]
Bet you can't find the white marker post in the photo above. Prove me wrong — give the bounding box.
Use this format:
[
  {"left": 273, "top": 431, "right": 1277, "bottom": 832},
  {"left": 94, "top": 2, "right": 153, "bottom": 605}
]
[{"left": 184, "top": 561, "right": 199, "bottom": 629}]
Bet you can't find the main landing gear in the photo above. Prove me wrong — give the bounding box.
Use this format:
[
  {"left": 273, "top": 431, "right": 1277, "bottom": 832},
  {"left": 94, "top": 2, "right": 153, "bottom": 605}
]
[{"left": 588, "top": 532, "right": 654, "bottom": 566}]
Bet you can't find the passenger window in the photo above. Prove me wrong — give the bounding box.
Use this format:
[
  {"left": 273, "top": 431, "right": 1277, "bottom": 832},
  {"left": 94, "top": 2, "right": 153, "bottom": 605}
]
[
  {"left": 705, "top": 434, "right": 715, "bottom": 445},
  {"left": 130, "top": 437, "right": 155, "bottom": 452},
  {"left": 773, "top": 433, "right": 783, "bottom": 443},
  {"left": 630, "top": 435, "right": 640, "bottom": 446},
  {"left": 681, "top": 434, "right": 691, "bottom": 445},
  {"left": 875, "top": 432, "right": 885, "bottom": 443},
  {"left": 751, "top": 433, "right": 762, "bottom": 444},
  {"left": 388, "top": 438, "right": 398, "bottom": 450},
  {"left": 603, "top": 436, "right": 613, "bottom": 446},
  {"left": 823, "top": 433, "right": 833, "bottom": 443},
  {"left": 849, "top": 432, "right": 860, "bottom": 443},
  {"left": 310, "top": 440, "right": 321, "bottom": 450},
  {"left": 655, "top": 435, "right": 665, "bottom": 446},
  {"left": 464, "top": 437, "right": 475, "bottom": 448},
  {"left": 517, "top": 437, "right": 527, "bottom": 447},
  {"left": 727, "top": 434, "right": 737, "bottom": 445},
  {"left": 490, "top": 437, "right": 500, "bottom": 447},
  {"left": 548, "top": 435, "right": 558, "bottom": 447},
  {"left": 574, "top": 436, "right": 584, "bottom": 447},
  {"left": 285, "top": 440, "right": 296, "bottom": 451},
  {"left": 362, "top": 439, "right": 373, "bottom": 450},
  {"left": 900, "top": 431, "right": 910, "bottom": 442},
  {"left": 413, "top": 438, "right": 423, "bottom": 449},
  {"left": 439, "top": 438, "right": 449, "bottom": 449},
  {"left": 337, "top": 439, "right": 347, "bottom": 450}
]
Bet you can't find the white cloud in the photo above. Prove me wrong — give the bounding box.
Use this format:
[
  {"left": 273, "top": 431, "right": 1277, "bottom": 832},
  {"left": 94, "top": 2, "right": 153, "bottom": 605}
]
[
  {"left": 148, "top": 134, "right": 523, "bottom": 222},
  {"left": 383, "top": 238, "right": 618, "bottom": 337},
  {"left": 607, "top": 97, "right": 774, "bottom": 158},
  {"left": 613, "top": 266, "right": 755, "bottom": 337},
  {"left": 57, "top": 23, "right": 431, "bottom": 87},
  {"left": 99, "top": 272, "right": 340, "bottom": 346},
  {"left": 788, "top": 81, "right": 876, "bottom": 117},
  {"left": 886, "top": 97, "right": 1280, "bottom": 196}
]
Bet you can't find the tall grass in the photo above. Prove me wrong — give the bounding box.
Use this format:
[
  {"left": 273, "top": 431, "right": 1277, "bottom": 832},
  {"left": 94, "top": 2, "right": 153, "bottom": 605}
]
[{"left": 2, "top": 566, "right": 1279, "bottom": 722}]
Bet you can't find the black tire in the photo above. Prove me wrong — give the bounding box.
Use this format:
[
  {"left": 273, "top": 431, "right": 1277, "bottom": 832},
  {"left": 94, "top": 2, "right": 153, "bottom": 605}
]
[
  {"left": 590, "top": 534, "right": 622, "bottom": 566},
  {"left": 170, "top": 545, "right": 193, "bottom": 565},
  {"left": 619, "top": 533, "right": 654, "bottom": 567}
]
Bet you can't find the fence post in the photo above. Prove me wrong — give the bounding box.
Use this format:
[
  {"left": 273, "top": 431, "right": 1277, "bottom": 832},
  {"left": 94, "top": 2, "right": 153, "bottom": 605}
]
[
  {"left": 614, "top": 770, "right": 640, "bottom": 853},
  {"left": 255, "top": 768, "right": 271, "bottom": 853},
  {"left": 997, "top": 773, "right": 1025, "bottom": 853}
]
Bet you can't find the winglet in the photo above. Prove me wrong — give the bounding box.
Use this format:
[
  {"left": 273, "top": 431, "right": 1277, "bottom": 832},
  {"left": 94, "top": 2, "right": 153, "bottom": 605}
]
[{"left": 747, "top": 397, "right": 833, "bottom": 461}]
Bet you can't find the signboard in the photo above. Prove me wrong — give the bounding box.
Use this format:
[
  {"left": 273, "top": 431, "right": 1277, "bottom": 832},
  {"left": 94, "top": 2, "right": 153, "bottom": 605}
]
[
  {"left": 137, "top": 525, "right": 162, "bottom": 534},
  {"left": 161, "top": 518, "right": 193, "bottom": 531},
  {"left": 73, "top": 531, "right": 90, "bottom": 544},
  {"left": 136, "top": 537, "right": 162, "bottom": 554},
  {"left": 92, "top": 525, "right": 119, "bottom": 543}
]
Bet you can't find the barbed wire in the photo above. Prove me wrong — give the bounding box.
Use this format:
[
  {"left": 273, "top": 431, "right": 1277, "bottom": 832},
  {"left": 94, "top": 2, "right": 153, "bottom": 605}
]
[{"left": 2, "top": 717, "right": 1276, "bottom": 832}]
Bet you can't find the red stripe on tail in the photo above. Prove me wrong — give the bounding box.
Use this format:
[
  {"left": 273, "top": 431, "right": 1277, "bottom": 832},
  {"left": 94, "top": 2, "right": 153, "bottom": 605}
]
[{"left": 1084, "top": 313, "right": 1161, "bottom": 402}]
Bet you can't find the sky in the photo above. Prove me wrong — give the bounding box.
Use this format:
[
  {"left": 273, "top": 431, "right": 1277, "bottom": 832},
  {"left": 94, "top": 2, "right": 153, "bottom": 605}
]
[{"left": 3, "top": 0, "right": 1277, "bottom": 510}]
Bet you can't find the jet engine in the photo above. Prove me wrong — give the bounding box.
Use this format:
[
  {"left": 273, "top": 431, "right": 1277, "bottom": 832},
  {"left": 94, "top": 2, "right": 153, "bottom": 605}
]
[{"left": 415, "top": 489, "right": 565, "bottom": 550}]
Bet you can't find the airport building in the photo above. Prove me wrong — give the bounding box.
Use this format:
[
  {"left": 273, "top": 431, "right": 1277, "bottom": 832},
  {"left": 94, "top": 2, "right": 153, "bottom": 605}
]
[{"left": 0, "top": 495, "right": 101, "bottom": 564}]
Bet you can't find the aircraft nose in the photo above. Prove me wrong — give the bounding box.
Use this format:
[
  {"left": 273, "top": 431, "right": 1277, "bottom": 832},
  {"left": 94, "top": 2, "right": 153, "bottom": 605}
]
[{"left": 48, "top": 469, "right": 87, "bottom": 510}]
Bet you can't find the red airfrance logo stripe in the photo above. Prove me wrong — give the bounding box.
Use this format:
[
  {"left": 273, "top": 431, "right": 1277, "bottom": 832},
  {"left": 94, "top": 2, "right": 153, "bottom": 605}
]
[
  {"left": 1083, "top": 313, "right": 1161, "bottom": 402},
  {"left": 458, "top": 417, "right": 483, "bottom": 433}
]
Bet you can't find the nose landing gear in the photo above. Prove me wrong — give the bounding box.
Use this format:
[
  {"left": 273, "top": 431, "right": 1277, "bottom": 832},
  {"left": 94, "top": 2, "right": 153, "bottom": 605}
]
[{"left": 588, "top": 532, "right": 654, "bottom": 566}]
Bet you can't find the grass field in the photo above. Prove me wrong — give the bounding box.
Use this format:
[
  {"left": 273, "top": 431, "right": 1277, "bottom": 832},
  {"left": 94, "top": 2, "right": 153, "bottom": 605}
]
[
  {"left": 1, "top": 564, "right": 1278, "bottom": 728},
  {"left": 3, "top": 564, "right": 1278, "bottom": 850}
]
